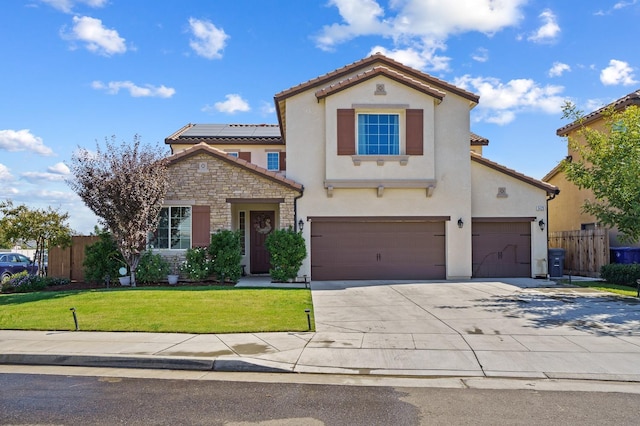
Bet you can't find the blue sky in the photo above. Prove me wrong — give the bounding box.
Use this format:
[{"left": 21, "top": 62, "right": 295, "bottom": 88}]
[{"left": 2, "top": 0, "right": 640, "bottom": 234}]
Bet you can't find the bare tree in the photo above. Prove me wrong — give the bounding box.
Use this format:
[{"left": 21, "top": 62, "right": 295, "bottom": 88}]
[{"left": 68, "top": 135, "right": 170, "bottom": 286}]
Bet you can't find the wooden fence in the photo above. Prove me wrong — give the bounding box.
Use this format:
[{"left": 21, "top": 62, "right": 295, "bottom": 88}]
[
  {"left": 548, "top": 229, "right": 609, "bottom": 277},
  {"left": 48, "top": 236, "right": 99, "bottom": 282}
]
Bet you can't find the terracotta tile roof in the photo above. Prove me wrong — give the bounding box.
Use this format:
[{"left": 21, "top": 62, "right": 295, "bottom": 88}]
[
  {"left": 470, "top": 132, "right": 489, "bottom": 146},
  {"left": 471, "top": 151, "right": 559, "bottom": 195},
  {"left": 315, "top": 66, "right": 446, "bottom": 101},
  {"left": 557, "top": 89, "right": 640, "bottom": 136},
  {"left": 165, "top": 123, "right": 283, "bottom": 145},
  {"left": 275, "top": 52, "right": 479, "bottom": 103},
  {"left": 167, "top": 142, "right": 303, "bottom": 191}
]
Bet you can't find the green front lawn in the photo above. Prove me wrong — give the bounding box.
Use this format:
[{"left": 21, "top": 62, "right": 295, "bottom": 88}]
[
  {"left": 0, "top": 286, "right": 314, "bottom": 333},
  {"left": 567, "top": 280, "right": 638, "bottom": 297}
]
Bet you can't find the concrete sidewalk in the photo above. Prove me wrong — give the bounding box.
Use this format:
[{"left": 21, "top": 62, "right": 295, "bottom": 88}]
[{"left": 1, "top": 277, "right": 640, "bottom": 382}]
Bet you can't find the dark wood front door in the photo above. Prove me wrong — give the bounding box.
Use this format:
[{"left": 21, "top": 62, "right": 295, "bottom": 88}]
[{"left": 250, "top": 211, "right": 275, "bottom": 274}]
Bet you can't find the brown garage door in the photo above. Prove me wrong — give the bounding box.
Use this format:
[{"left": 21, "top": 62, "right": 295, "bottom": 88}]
[
  {"left": 472, "top": 221, "right": 531, "bottom": 278},
  {"left": 311, "top": 220, "right": 445, "bottom": 280}
]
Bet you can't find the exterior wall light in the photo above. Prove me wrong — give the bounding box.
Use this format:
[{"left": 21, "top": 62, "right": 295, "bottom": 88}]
[
  {"left": 298, "top": 219, "right": 304, "bottom": 232},
  {"left": 538, "top": 219, "right": 545, "bottom": 231},
  {"left": 457, "top": 218, "right": 464, "bottom": 229}
]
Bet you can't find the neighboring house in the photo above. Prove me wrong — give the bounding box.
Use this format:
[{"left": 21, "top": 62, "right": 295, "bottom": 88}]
[
  {"left": 163, "top": 53, "right": 558, "bottom": 280},
  {"left": 544, "top": 90, "right": 640, "bottom": 247}
]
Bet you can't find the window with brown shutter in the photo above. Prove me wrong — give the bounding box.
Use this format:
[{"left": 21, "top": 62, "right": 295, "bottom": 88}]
[
  {"left": 238, "top": 151, "right": 251, "bottom": 162},
  {"left": 192, "top": 205, "right": 211, "bottom": 248},
  {"left": 337, "top": 109, "right": 356, "bottom": 155},
  {"left": 279, "top": 151, "right": 286, "bottom": 171},
  {"left": 406, "top": 109, "right": 423, "bottom": 155}
]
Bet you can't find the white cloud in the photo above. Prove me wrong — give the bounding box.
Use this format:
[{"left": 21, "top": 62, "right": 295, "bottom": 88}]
[
  {"left": 316, "top": 0, "right": 525, "bottom": 50},
  {"left": 21, "top": 162, "right": 71, "bottom": 183},
  {"left": 92, "top": 80, "right": 176, "bottom": 98},
  {"left": 0, "top": 164, "right": 13, "bottom": 180},
  {"left": 454, "top": 75, "right": 565, "bottom": 125},
  {"left": 315, "top": 0, "right": 524, "bottom": 71},
  {"left": 471, "top": 47, "right": 489, "bottom": 63},
  {"left": 41, "top": 0, "right": 108, "bottom": 14},
  {"left": 0, "top": 129, "right": 54, "bottom": 156},
  {"left": 528, "top": 9, "right": 560, "bottom": 43},
  {"left": 260, "top": 101, "right": 276, "bottom": 115},
  {"left": 62, "top": 16, "right": 126, "bottom": 56},
  {"left": 548, "top": 62, "right": 570, "bottom": 77},
  {"left": 600, "top": 59, "right": 638, "bottom": 86},
  {"left": 204, "top": 94, "right": 251, "bottom": 114},
  {"left": 188, "top": 18, "right": 229, "bottom": 59},
  {"left": 48, "top": 162, "right": 71, "bottom": 175}
]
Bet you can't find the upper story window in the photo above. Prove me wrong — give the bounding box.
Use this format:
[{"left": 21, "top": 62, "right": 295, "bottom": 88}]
[
  {"left": 148, "top": 206, "right": 192, "bottom": 249},
  {"left": 267, "top": 152, "right": 280, "bottom": 171},
  {"left": 357, "top": 113, "right": 400, "bottom": 155},
  {"left": 227, "top": 152, "right": 239, "bottom": 158}
]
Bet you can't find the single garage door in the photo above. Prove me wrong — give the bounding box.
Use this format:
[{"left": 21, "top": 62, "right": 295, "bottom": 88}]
[
  {"left": 472, "top": 221, "right": 531, "bottom": 278},
  {"left": 311, "top": 220, "right": 446, "bottom": 280}
]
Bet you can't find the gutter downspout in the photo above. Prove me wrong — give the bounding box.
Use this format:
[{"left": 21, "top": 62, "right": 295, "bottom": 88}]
[{"left": 293, "top": 186, "right": 305, "bottom": 230}]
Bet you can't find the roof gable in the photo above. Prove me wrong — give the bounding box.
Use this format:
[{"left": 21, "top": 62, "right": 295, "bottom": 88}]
[
  {"left": 168, "top": 142, "right": 302, "bottom": 191},
  {"left": 471, "top": 152, "right": 558, "bottom": 195}
]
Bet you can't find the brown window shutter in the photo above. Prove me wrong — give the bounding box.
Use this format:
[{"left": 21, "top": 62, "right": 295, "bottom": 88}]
[
  {"left": 192, "top": 205, "right": 211, "bottom": 248},
  {"left": 337, "top": 109, "right": 356, "bottom": 155},
  {"left": 279, "top": 151, "right": 286, "bottom": 171},
  {"left": 238, "top": 151, "right": 251, "bottom": 162},
  {"left": 406, "top": 109, "right": 424, "bottom": 155}
]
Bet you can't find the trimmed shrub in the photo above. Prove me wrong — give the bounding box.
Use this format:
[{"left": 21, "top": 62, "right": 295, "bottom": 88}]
[
  {"left": 600, "top": 263, "right": 640, "bottom": 286},
  {"left": 83, "top": 231, "right": 126, "bottom": 284},
  {"left": 181, "top": 247, "right": 212, "bottom": 280},
  {"left": 208, "top": 230, "right": 242, "bottom": 283},
  {"left": 135, "top": 250, "right": 170, "bottom": 284},
  {"left": 1, "top": 272, "right": 47, "bottom": 293},
  {"left": 265, "top": 227, "right": 307, "bottom": 282}
]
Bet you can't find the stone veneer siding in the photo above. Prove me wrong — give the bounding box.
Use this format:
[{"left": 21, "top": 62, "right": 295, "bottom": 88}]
[{"left": 166, "top": 152, "right": 300, "bottom": 231}]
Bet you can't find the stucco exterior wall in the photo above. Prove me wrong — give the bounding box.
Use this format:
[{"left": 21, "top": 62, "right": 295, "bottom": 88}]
[
  {"left": 286, "top": 75, "right": 474, "bottom": 279},
  {"left": 471, "top": 161, "right": 549, "bottom": 277}
]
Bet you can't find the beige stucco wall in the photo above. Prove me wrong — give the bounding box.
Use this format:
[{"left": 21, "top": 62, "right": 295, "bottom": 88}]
[
  {"left": 471, "top": 161, "right": 550, "bottom": 277},
  {"left": 285, "top": 74, "right": 474, "bottom": 279}
]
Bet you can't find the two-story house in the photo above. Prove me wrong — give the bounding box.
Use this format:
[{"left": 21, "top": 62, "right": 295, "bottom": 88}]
[
  {"left": 544, "top": 90, "right": 640, "bottom": 247},
  {"left": 161, "top": 54, "right": 557, "bottom": 280}
]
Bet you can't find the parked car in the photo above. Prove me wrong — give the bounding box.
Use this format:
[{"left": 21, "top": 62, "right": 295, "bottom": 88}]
[{"left": 0, "top": 253, "right": 39, "bottom": 280}]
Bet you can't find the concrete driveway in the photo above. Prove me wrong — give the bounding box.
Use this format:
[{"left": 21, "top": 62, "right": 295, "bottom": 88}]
[{"left": 299, "top": 278, "right": 640, "bottom": 380}]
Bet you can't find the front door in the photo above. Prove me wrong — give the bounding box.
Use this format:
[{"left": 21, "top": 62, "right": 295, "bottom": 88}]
[{"left": 250, "top": 211, "right": 275, "bottom": 274}]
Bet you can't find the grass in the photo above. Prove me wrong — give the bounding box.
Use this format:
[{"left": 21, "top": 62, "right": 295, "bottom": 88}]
[
  {"left": 565, "top": 280, "right": 639, "bottom": 297},
  {"left": 0, "top": 286, "right": 315, "bottom": 333}
]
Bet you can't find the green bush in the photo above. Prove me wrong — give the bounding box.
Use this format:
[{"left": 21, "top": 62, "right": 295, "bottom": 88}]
[
  {"left": 208, "top": 229, "right": 242, "bottom": 283},
  {"left": 1, "top": 272, "right": 47, "bottom": 293},
  {"left": 600, "top": 263, "right": 640, "bottom": 286},
  {"left": 135, "top": 250, "right": 170, "bottom": 284},
  {"left": 181, "top": 247, "right": 212, "bottom": 280},
  {"left": 84, "top": 231, "right": 125, "bottom": 283},
  {"left": 265, "top": 227, "right": 307, "bottom": 282}
]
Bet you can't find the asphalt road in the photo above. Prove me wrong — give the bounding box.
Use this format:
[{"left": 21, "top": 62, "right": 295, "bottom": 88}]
[{"left": 1, "top": 373, "right": 639, "bottom": 425}]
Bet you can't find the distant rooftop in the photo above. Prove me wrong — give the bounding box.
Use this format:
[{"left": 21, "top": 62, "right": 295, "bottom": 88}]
[{"left": 166, "top": 123, "right": 283, "bottom": 145}]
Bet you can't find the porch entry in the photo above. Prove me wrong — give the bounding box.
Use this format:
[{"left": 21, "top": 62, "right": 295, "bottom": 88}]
[{"left": 250, "top": 211, "right": 275, "bottom": 274}]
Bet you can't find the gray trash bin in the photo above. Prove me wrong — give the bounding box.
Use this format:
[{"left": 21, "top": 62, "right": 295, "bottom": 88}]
[{"left": 548, "top": 248, "right": 565, "bottom": 278}]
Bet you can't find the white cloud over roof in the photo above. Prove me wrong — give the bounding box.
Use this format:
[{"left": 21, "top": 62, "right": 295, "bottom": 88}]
[
  {"left": 188, "top": 18, "right": 229, "bottom": 59},
  {"left": 600, "top": 59, "right": 638, "bottom": 86},
  {"left": 91, "top": 80, "right": 175, "bottom": 98},
  {"left": 203, "top": 94, "right": 251, "bottom": 114},
  {"left": 62, "top": 15, "right": 127, "bottom": 56}
]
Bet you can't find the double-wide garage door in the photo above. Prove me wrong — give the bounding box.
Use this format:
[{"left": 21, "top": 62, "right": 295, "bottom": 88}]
[{"left": 311, "top": 220, "right": 446, "bottom": 280}]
